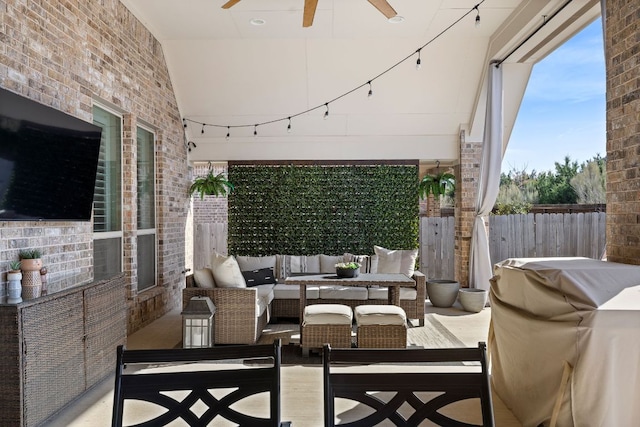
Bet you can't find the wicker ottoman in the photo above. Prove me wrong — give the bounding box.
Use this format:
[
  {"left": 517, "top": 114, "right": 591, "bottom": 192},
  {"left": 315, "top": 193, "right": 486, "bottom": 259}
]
[
  {"left": 355, "top": 305, "right": 407, "bottom": 348},
  {"left": 302, "top": 304, "right": 353, "bottom": 356}
]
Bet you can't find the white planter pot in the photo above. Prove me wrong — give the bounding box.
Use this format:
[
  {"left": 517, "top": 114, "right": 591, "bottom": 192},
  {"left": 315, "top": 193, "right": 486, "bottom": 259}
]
[
  {"left": 458, "top": 288, "right": 488, "bottom": 313},
  {"left": 426, "top": 279, "right": 460, "bottom": 308},
  {"left": 7, "top": 271, "right": 23, "bottom": 303}
]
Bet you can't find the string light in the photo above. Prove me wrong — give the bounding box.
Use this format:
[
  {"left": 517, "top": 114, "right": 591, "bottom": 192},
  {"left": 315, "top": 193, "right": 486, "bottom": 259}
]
[
  {"left": 182, "top": 1, "right": 485, "bottom": 136},
  {"left": 201, "top": 124, "right": 205, "bottom": 134}
]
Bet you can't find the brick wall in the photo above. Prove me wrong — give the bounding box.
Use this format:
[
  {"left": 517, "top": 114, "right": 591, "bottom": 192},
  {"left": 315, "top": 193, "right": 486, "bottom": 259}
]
[
  {"left": 0, "top": 0, "right": 189, "bottom": 332},
  {"left": 191, "top": 162, "right": 229, "bottom": 224},
  {"left": 604, "top": 0, "right": 640, "bottom": 265},
  {"left": 455, "top": 132, "right": 482, "bottom": 287}
]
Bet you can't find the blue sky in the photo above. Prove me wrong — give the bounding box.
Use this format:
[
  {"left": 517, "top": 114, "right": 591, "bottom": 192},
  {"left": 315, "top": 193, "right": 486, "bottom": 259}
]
[{"left": 502, "top": 18, "right": 606, "bottom": 174}]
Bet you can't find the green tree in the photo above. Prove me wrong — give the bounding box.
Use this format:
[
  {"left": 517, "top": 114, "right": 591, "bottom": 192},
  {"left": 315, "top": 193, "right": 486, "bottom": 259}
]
[
  {"left": 536, "top": 156, "right": 579, "bottom": 204},
  {"left": 494, "top": 167, "right": 538, "bottom": 213},
  {"left": 571, "top": 156, "right": 606, "bottom": 203}
]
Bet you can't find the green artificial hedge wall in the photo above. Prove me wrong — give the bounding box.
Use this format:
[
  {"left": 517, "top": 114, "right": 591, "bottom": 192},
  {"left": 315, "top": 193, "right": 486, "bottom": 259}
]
[{"left": 227, "top": 163, "right": 419, "bottom": 255}]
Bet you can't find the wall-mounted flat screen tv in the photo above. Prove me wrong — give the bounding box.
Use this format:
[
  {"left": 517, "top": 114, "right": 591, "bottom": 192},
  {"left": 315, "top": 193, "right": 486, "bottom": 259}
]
[{"left": 0, "top": 87, "right": 102, "bottom": 221}]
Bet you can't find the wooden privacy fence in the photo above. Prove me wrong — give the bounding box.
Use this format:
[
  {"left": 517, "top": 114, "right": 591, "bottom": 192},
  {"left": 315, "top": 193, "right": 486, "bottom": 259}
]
[
  {"left": 194, "top": 223, "right": 227, "bottom": 269},
  {"left": 193, "top": 212, "right": 606, "bottom": 277},
  {"left": 419, "top": 212, "right": 606, "bottom": 279},
  {"left": 488, "top": 212, "right": 606, "bottom": 264}
]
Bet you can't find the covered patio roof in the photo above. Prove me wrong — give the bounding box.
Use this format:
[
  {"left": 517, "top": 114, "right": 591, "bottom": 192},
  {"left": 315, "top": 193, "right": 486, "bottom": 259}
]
[{"left": 121, "top": 0, "right": 600, "bottom": 166}]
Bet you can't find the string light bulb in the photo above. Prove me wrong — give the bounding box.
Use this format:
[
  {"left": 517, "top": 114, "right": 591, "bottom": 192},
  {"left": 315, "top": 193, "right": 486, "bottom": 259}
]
[
  {"left": 201, "top": 124, "right": 205, "bottom": 134},
  {"left": 182, "top": 3, "right": 485, "bottom": 135},
  {"left": 254, "top": 124, "right": 258, "bottom": 137}
]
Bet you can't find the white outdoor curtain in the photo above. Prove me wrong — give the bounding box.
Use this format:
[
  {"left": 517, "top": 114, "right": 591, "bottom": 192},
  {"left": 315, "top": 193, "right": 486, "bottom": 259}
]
[{"left": 469, "top": 63, "right": 503, "bottom": 290}]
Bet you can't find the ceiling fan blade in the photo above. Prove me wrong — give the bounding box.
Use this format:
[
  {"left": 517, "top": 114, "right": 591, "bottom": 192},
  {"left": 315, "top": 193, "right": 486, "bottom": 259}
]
[
  {"left": 221, "top": 0, "right": 241, "bottom": 9},
  {"left": 303, "top": 0, "right": 318, "bottom": 27},
  {"left": 367, "top": 0, "right": 397, "bottom": 19}
]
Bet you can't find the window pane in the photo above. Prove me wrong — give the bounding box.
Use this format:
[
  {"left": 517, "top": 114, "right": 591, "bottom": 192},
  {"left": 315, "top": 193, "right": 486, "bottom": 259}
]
[
  {"left": 136, "top": 127, "right": 155, "bottom": 229},
  {"left": 137, "top": 234, "right": 156, "bottom": 291},
  {"left": 92, "top": 107, "right": 122, "bottom": 232},
  {"left": 94, "top": 237, "right": 122, "bottom": 281}
]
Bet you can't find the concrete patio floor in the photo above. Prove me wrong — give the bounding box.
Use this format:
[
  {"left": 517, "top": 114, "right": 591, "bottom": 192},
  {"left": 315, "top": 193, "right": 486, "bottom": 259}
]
[{"left": 48, "top": 302, "right": 522, "bottom": 426}]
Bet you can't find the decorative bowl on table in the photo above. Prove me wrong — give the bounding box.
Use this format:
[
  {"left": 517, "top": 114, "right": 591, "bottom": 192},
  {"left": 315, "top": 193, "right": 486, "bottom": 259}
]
[{"left": 335, "top": 262, "right": 361, "bottom": 278}]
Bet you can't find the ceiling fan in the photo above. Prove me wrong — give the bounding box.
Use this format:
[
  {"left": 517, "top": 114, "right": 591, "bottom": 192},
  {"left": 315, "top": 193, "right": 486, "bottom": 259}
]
[{"left": 221, "top": 0, "right": 397, "bottom": 28}]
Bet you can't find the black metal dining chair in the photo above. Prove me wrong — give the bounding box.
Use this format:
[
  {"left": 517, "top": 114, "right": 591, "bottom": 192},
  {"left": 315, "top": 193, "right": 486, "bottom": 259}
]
[
  {"left": 323, "top": 342, "right": 495, "bottom": 427},
  {"left": 112, "top": 339, "right": 291, "bottom": 427}
]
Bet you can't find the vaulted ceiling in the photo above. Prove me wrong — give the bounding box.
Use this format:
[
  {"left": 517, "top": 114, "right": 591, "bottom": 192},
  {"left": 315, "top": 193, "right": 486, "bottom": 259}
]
[{"left": 120, "top": 0, "right": 601, "bottom": 166}]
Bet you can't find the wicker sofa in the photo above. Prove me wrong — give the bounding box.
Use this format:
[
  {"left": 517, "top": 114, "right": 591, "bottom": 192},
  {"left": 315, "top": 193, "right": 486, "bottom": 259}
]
[{"left": 183, "top": 251, "right": 426, "bottom": 345}]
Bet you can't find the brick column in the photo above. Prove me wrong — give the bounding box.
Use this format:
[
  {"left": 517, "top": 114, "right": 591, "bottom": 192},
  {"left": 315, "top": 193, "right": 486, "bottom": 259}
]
[
  {"left": 605, "top": 0, "right": 640, "bottom": 265},
  {"left": 122, "top": 114, "right": 138, "bottom": 298},
  {"left": 455, "top": 131, "right": 482, "bottom": 287}
]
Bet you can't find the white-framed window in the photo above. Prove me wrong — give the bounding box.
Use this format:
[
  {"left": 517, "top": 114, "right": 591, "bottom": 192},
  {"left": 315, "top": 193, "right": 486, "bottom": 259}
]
[
  {"left": 92, "top": 105, "right": 123, "bottom": 281},
  {"left": 136, "top": 126, "right": 157, "bottom": 291}
]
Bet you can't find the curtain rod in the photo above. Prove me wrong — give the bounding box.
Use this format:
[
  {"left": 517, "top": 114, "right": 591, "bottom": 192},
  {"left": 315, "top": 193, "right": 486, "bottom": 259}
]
[{"left": 495, "top": 0, "right": 574, "bottom": 67}]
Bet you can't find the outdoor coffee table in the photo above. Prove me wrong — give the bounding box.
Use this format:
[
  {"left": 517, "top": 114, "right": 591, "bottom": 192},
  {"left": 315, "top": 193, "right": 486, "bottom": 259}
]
[{"left": 284, "top": 273, "right": 416, "bottom": 346}]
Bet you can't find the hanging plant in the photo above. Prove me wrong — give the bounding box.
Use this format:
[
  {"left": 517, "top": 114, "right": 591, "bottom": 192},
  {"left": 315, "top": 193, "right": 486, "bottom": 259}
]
[
  {"left": 188, "top": 163, "right": 234, "bottom": 199},
  {"left": 419, "top": 163, "right": 455, "bottom": 199}
]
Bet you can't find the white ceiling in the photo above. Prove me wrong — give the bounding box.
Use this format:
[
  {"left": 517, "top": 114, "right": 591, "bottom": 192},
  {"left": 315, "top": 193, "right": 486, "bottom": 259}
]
[{"left": 120, "top": 0, "right": 601, "bottom": 165}]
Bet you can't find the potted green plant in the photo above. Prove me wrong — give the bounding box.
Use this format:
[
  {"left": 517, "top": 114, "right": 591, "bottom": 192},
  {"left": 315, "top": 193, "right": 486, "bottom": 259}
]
[
  {"left": 188, "top": 169, "right": 234, "bottom": 199},
  {"left": 19, "top": 249, "right": 43, "bottom": 299},
  {"left": 335, "top": 262, "right": 361, "bottom": 278},
  {"left": 418, "top": 171, "right": 455, "bottom": 199}
]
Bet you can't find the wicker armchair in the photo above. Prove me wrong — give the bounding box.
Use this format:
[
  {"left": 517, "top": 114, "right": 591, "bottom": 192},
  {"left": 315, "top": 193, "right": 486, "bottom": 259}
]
[{"left": 183, "top": 275, "right": 268, "bottom": 345}]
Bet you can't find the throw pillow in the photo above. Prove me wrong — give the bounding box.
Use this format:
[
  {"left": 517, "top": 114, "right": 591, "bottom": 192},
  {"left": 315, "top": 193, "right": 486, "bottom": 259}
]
[
  {"left": 343, "top": 253, "right": 378, "bottom": 274},
  {"left": 193, "top": 268, "right": 215, "bottom": 288},
  {"left": 277, "top": 255, "right": 314, "bottom": 278},
  {"left": 320, "top": 254, "right": 344, "bottom": 273},
  {"left": 374, "top": 245, "right": 418, "bottom": 277},
  {"left": 211, "top": 253, "right": 246, "bottom": 288},
  {"left": 241, "top": 267, "right": 277, "bottom": 287},
  {"left": 236, "top": 255, "right": 277, "bottom": 272}
]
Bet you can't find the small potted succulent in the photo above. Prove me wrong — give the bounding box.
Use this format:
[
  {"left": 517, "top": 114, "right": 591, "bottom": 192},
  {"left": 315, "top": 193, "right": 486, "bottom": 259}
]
[
  {"left": 19, "top": 249, "right": 43, "bottom": 272},
  {"left": 335, "top": 262, "right": 361, "bottom": 278}
]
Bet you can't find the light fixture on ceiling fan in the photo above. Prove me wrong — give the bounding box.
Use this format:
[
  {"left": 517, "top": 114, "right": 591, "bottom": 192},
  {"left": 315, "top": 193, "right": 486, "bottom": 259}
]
[{"left": 221, "top": 0, "right": 397, "bottom": 28}]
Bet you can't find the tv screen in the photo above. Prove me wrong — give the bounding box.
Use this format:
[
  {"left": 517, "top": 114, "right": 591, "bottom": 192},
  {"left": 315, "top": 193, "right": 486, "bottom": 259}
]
[{"left": 0, "top": 87, "right": 102, "bottom": 221}]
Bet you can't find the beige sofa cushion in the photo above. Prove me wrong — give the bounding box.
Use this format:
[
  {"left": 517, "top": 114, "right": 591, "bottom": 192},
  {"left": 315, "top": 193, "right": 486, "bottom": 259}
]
[
  {"left": 320, "top": 254, "right": 344, "bottom": 273},
  {"left": 354, "top": 305, "right": 407, "bottom": 325},
  {"left": 211, "top": 253, "right": 246, "bottom": 288},
  {"left": 374, "top": 246, "right": 418, "bottom": 277},
  {"left": 273, "top": 284, "right": 320, "bottom": 299},
  {"left": 193, "top": 268, "right": 215, "bottom": 288},
  {"left": 303, "top": 304, "right": 353, "bottom": 325},
  {"left": 367, "top": 286, "right": 417, "bottom": 300},
  {"left": 236, "top": 255, "right": 277, "bottom": 271},
  {"left": 277, "top": 255, "right": 321, "bottom": 279}
]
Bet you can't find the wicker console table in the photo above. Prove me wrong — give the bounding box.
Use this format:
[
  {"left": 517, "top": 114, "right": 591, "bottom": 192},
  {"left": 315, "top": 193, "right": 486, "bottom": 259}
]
[{"left": 0, "top": 273, "right": 126, "bottom": 427}]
